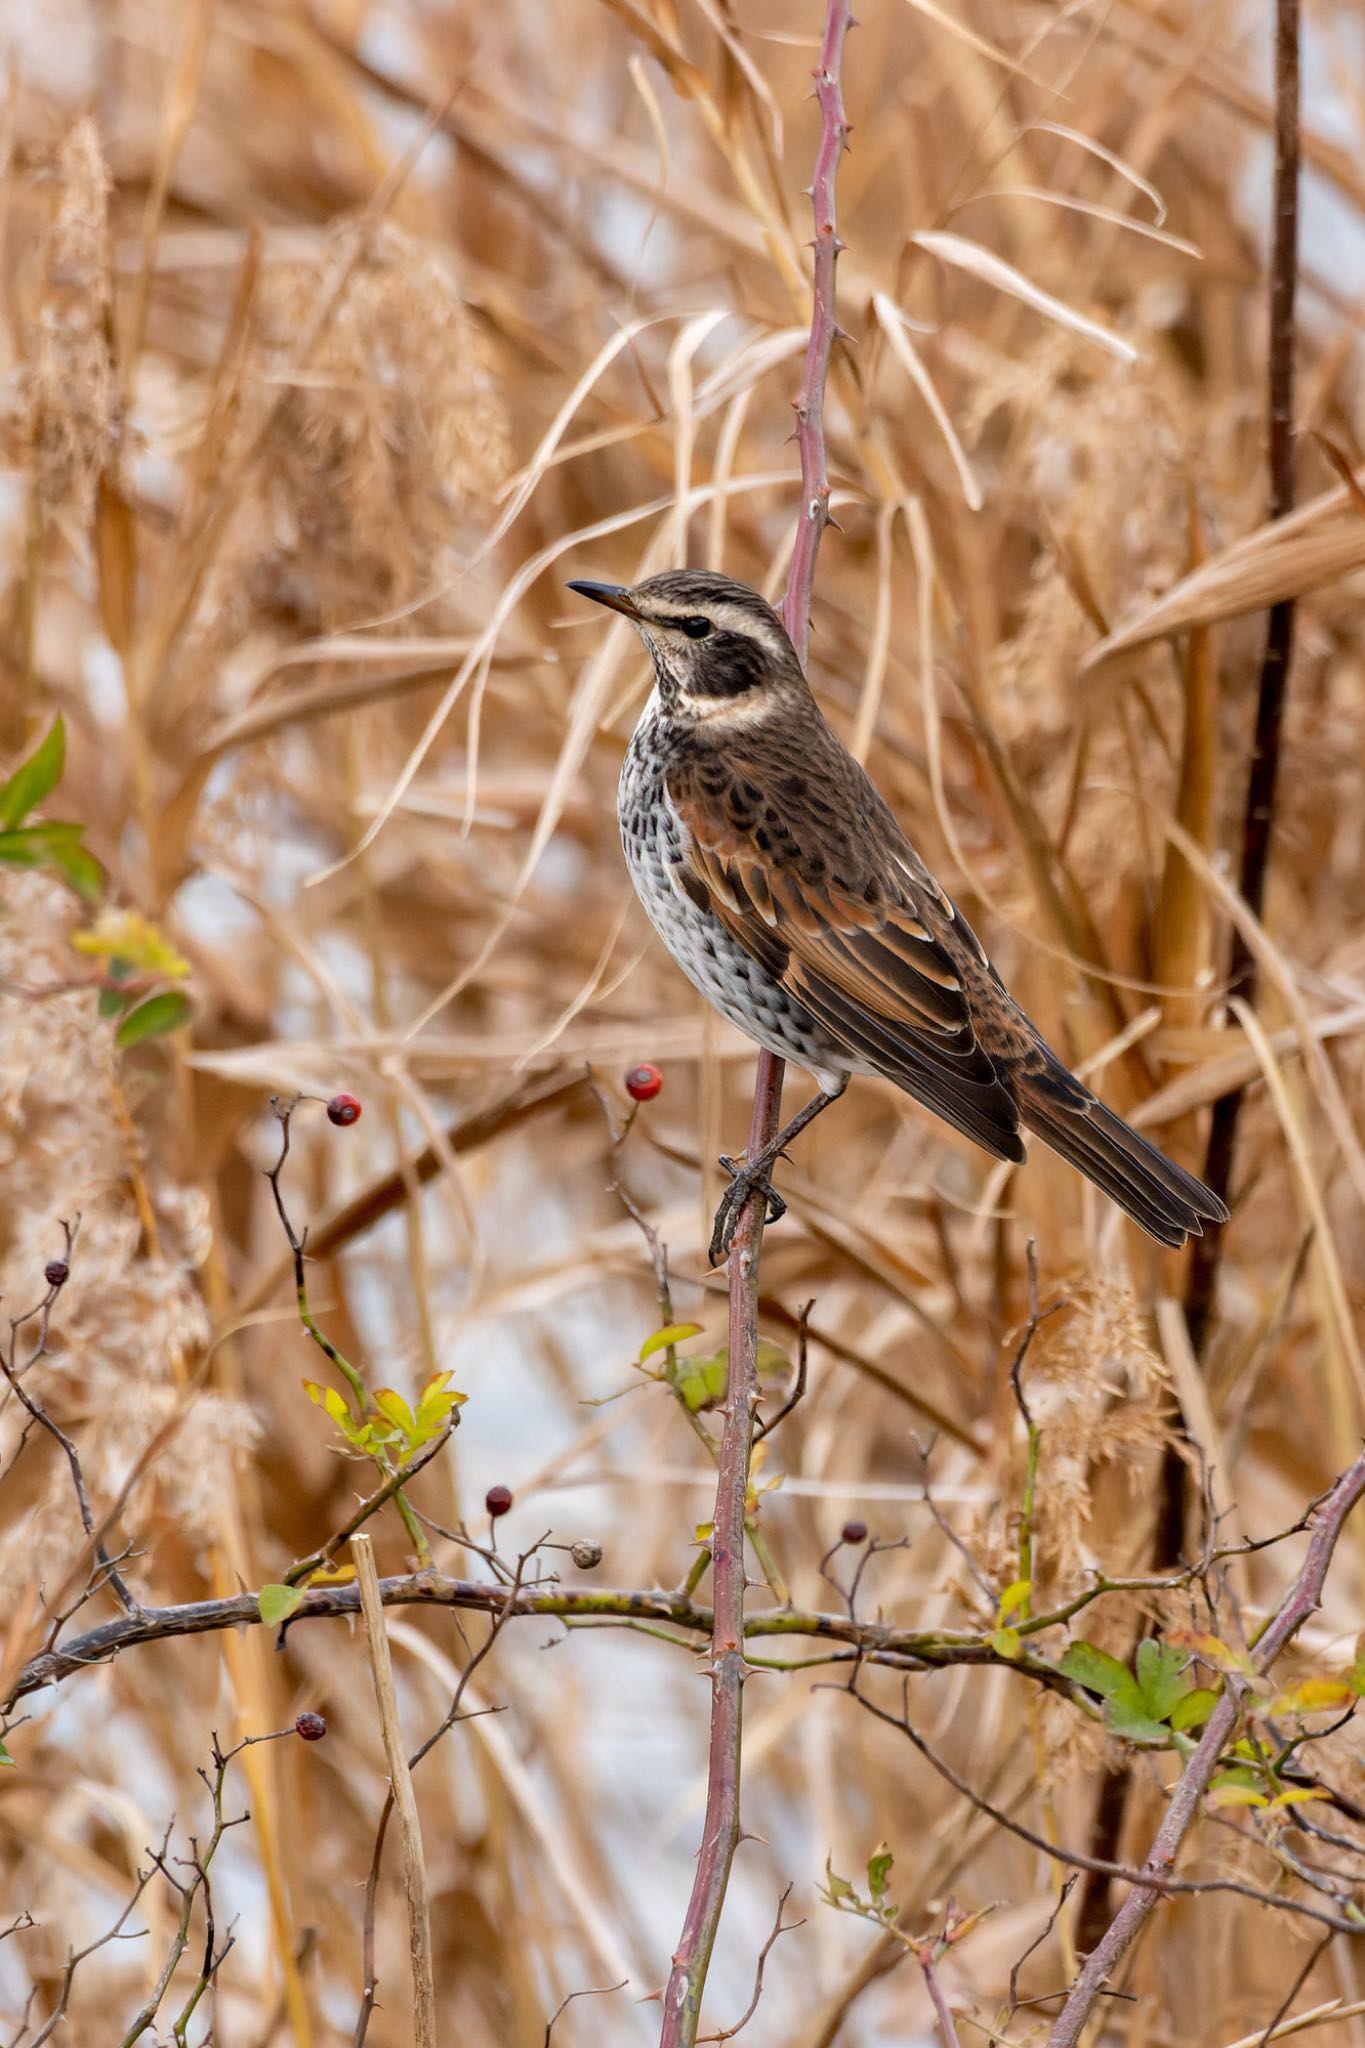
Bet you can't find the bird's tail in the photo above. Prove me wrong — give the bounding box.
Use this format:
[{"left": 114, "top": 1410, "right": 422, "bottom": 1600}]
[{"left": 1015, "top": 1059, "right": 1229, "bottom": 1250}]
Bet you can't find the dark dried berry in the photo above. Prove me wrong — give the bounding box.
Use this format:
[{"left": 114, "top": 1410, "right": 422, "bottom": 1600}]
[
  {"left": 44, "top": 1260, "right": 70, "bottom": 1288},
  {"left": 624, "top": 1063, "right": 663, "bottom": 1102},
  {"left": 571, "top": 1540, "right": 602, "bottom": 1571},
  {"left": 295, "top": 1712, "right": 327, "bottom": 1742},
  {"left": 327, "top": 1093, "right": 362, "bottom": 1127},
  {"left": 485, "top": 1484, "right": 513, "bottom": 1519},
  {"left": 840, "top": 1519, "right": 869, "bottom": 1547}
]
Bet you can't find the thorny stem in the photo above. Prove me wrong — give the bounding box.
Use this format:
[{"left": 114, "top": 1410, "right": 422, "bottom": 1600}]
[
  {"left": 266, "top": 1098, "right": 431, "bottom": 1565},
  {"left": 660, "top": 9, "right": 852, "bottom": 2037},
  {"left": 1045, "top": 1442, "right": 1365, "bottom": 2048}
]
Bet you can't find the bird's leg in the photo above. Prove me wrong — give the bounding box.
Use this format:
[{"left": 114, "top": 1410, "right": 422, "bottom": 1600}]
[{"left": 708, "top": 1077, "right": 848, "bottom": 1265}]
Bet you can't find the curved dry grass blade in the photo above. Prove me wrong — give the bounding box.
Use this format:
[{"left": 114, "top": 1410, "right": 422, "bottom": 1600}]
[
  {"left": 873, "top": 296, "right": 984, "bottom": 511},
  {"left": 911, "top": 230, "right": 1141, "bottom": 362},
  {"left": 1084, "top": 480, "right": 1365, "bottom": 668}
]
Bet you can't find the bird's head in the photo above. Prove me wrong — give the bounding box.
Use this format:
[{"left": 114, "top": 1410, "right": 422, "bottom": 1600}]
[{"left": 568, "top": 569, "right": 807, "bottom": 723}]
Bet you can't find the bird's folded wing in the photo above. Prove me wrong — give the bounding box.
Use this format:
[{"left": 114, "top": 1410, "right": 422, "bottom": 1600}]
[{"left": 665, "top": 760, "right": 1026, "bottom": 1160}]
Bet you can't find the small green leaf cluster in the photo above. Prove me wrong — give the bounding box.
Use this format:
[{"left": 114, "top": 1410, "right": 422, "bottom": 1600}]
[
  {"left": 823, "top": 1842, "right": 898, "bottom": 1927},
  {"left": 0, "top": 719, "right": 101, "bottom": 899},
  {"left": 0, "top": 719, "right": 194, "bottom": 1046},
  {"left": 636, "top": 1321, "right": 790, "bottom": 1414},
  {"left": 1060, "top": 1637, "right": 1216, "bottom": 1745},
  {"left": 303, "top": 1370, "right": 465, "bottom": 1463}
]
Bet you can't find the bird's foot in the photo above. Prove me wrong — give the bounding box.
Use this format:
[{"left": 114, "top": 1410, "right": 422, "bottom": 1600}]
[{"left": 709, "top": 1154, "right": 787, "bottom": 1265}]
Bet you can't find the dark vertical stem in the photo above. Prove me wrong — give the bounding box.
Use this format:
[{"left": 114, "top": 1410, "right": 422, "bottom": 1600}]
[
  {"left": 1163, "top": 0, "right": 1300, "bottom": 1535},
  {"left": 658, "top": 6, "right": 852, "bottom": 2041}
]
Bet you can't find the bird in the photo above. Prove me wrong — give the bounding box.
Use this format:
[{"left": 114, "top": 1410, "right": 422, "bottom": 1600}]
[{"left": 569, "top": 569, "right": 1228, "bottom": 1264}]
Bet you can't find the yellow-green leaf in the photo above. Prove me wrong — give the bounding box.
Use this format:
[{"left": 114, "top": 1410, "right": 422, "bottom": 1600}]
[
  {"left": 1272, "top": 1677, "right": 1356, "bottom": 1716},
  {"left": 373, "top": 1388, "right": 415, "bottom": 1434},
  {"left": 259, "top": 1583, "right": 305, "bottom": 1625},
  {"left": 998, "top": 1578, "right": 1032, "bottom": 1624},
  {"left": 1169, "top": 1687, "right": 1220, "bottom": 1732},
  {"left": 640, "top": 1322, "right": 704, "bottom": 1364},
  {"left": 989, "top": 1627, "right": 1021, "bottom": 1661},
  {"left": 73, "top": 908, "right": 190, "bottom": 977},
  {"left": 1209, "top": 1785, "right": 1268, "bottom": 1809}
]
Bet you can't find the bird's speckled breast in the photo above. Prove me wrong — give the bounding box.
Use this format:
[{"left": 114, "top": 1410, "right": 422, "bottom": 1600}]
[{"left": 617, "top": 707, "right": 857, "bottom": 1085}]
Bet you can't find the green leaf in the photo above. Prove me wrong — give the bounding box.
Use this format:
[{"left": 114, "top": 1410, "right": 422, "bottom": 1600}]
[
  {"left": 259, "top": 1583, "right": 305, "bottom": 1625},
  {"left": 98, "top": 985, "right": 134, "bottom": 1017},
  {"left": 823, "top": 1859, "right": 857, "bottom": 1906},
  {"left": 988, "top": 1627, "right": 1021, "bottom": 1661},
  {"left": 639, "top": 1322, "right": 704, "bottom": 1364},
  {"left": 40, "top": 831, "right": 103, "bottom": 900},
  {"left": 116, "top": 991, "right": 192, "bottom": 1048},
  {"left": 1169, "top": 1687, "right": 1220, "bottom": 1733},
  {"left": 1135, "top": 1638, "right": 1191, "bottom": 1721},
  {"left": 1103, "top": 1687, "right": 1173, "bottom": 1746},
  {"left": 0, "top": 718, "right": 65, "bottom": 828},
  {"left": 1060, "top": 1642, "right": 1133, "bottom": 1700},
  {"left": 867, "top": 1844, "right": 894, "bottom": 1902},
  {"left": 0, "top": 1737, "right": 12, "bottom": 1767},
  {"left": 0, "top": 821, "right": 85, "bottom": 865},
  {"left": 755, "top": 1339, "right": 792, "bottom": 1380},
  {"left": 1212, "top": 1766, "right": 1262, "bottom": 1795},
  {"left": 669, "top": 1350, "right": 729, "bottom": 1412}
]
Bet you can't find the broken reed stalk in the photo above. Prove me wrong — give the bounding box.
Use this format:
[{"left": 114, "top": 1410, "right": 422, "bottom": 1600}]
[
  {"left": 352, "top": 1533, "right": 436, "bottom": 2048},
  {"left": 658, "top": 5, "right": 853, "bottom": 2042}
]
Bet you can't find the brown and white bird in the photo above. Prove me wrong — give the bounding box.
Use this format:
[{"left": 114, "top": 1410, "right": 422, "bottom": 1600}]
[{"left": 570, "top": 569, "right": 1227, "bottom": 1262}]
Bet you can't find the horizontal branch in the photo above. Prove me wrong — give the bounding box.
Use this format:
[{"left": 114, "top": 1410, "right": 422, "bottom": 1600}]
[{"left": 8, "top": 1573, "right": 1063, "bottom": 1710}]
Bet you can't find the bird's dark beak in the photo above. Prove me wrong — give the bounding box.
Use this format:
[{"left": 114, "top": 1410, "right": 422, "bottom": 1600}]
[{"left": 568, "top": 579, "right": 641, "bottom": 620}]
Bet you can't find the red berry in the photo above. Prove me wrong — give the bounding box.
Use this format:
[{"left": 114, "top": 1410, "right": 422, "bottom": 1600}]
[
  {"left": 624, "top": 1063, "right": 663, "bottom": 1102},
  {"left": 327, "top": 1093, "right": 362, "bottom": 1127},
  {"left": 295, "top": 1712, "right": 327, "bottom": 1742},
  {"left": 44, "top": 1260, "right": 70, "bottom": 1288},
  {"left": 485, "top": 1484, "right": 513, "bottom": 1519},
  {"left": 840, "top": 1519, "right": 869, "bottom": 1547}
]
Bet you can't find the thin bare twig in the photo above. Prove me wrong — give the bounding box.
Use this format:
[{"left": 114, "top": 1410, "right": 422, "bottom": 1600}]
[
  {"left": 699, "top": 1884, "right": 803, "bottom": 2043},
  {"left": 660, "top": 7, "right": 852, "bottom": 2042},
  {"left": 0, "top": 1221, "right": 139, "bottom": 1619}
]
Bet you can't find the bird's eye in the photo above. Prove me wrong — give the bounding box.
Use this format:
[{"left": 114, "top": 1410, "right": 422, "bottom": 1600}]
[{"left": 678, "top": 615, "right": 713, "bottom": 640}]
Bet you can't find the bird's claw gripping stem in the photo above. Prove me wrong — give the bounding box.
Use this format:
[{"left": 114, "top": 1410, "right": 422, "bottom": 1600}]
[{"left": 709, "top": 1155, "right": 787, "bottom": 1265}]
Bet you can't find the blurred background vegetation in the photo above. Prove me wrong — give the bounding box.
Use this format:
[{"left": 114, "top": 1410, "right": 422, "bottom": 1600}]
[{"left": 1, "top": 1, "right": 1364, "bottom": 2043}]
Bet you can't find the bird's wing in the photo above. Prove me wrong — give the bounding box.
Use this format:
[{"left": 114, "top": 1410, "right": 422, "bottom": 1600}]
[{"left": 663, "top": 744, "right": 1026, "bottom": 1161}]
